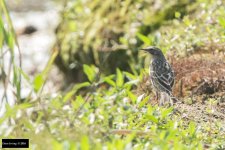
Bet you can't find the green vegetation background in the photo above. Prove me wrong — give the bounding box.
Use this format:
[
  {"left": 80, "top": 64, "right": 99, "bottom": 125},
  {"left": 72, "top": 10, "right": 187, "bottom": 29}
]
[{"left": 0, "top": 0, "right": 225, "bottom": 149}]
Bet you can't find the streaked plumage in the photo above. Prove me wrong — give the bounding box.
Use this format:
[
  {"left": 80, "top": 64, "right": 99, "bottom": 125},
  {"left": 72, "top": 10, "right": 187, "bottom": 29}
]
[
  {"left": 141, "top": 46, "right": 175, "bottom": 105},
  {"left": 150, "top": 58, "right": 174, "bottom": 95}
]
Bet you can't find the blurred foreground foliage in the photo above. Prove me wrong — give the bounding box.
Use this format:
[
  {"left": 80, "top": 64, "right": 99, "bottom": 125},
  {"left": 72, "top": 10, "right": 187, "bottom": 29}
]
[
  {"left": 0, "top": 0, "right": 22, "bottom": 102},
  {"left": 0, "top": 65, "right": 224, "bottom": 149},
  {"left": 0, "top": 0, "right": 225, "bottom": 149}
]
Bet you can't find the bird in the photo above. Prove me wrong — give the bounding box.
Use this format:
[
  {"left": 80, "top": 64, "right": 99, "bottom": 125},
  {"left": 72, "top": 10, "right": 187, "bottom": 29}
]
[{"left": 141, "top": 46, "right": 175, "bottom": 106}]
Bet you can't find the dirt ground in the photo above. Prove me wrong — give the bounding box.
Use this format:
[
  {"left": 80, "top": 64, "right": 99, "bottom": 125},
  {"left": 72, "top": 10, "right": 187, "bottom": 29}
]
[{"left": 138, "top": 44, "right": 225, "bottom": 130}]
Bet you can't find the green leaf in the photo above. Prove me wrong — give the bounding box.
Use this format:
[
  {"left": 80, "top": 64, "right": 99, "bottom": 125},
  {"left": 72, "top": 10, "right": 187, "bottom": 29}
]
[
  {"left": 219, "top": 17, "right": 225, "bottom": 28},
  {"left": 83, "top": 64, "right": 95, "bottom": 82},
  {"left": 72, "top": 95, "right": 84, "bottom": 110},
  {"left": 183, "top": 16, "right": 191, "bottom": 26},
  {"left": 81, "top": 136, "right": 89, "bottom": 150},
  {"left": 17, "top": 102, "right": 33, "bottom": 109},
  {"left": 12, "top": 65, "right": 21, "bottom": 100},
  {"left": 104, "top": 77, "right": 116, "bottom": 87},
  {"left": 23, "top": 120, "right": 34, "bottom": 130},
  {"left": 0, "top": 17, "right": 4, "bottom": 48},
  {"left": 119, "top": 37, "right": 128, "bottom": 45},
  {"left": 138, "top": 95, "right": 149, "bottom": 108},
  {"left": 136, "top": 33, "right": 151, "bottom": 45},
  {"left": 7, "top": 31, "right": 14, "bottom": 50},
  {"left": 161, "top": 107, "right": 173, "bottom": 119},
  {"left": 147, "top": 105, "right": 154, "bottom": 116},
  {"left": 146, "top": 115, "right": 158, "bottom": 124},
  {"left": 52, "top": 139, "right": 63, "bottom": 150},
  {"left": 127, "top": 90, "right": 137, "bottom": 104},
  {"left": 33, "top": 74, "right": 44, "bottom": 93},
  {"left": 124, "top": 71, "right": 137, "bottom": 80},
  {"left": 0, "top": 103, "right": 32, "bottom": 125},
  {"left": 42, "top": 51, "right": 58, "bottom": 76},
  {"left": 33, "top": 51, "right": 58, "bottom": 94},
  {"left": 175, "top": 11, "right": 181, "bottom": 18},
  {"left": 116, "top": 68, "right": 124, "bottom": 87},
  {"left": 51, "top": 98, "right": 62, "bottom": 109},
  {"left": 63, "top": 82, "right": 90, "bottom": 103},
  {"left": 188, "top": 121, "right": 196, "bottom": 136},
  {"left": 17, "top": 67, "right": 31, "bottom": 83}
]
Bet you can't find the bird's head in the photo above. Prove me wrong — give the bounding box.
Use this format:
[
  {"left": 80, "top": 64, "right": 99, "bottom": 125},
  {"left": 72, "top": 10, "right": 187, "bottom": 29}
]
[{"left": 141, "top": 46, "right": 165, "bottom": 59}]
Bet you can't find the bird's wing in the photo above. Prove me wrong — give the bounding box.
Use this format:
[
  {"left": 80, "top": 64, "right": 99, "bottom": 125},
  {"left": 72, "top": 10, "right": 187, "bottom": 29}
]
[{"left": 151, "top": 61, "right": 174, "bottom": 94}]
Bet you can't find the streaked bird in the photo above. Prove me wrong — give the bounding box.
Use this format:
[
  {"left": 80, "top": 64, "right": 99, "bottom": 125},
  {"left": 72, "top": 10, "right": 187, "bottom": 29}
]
[{"left": 141, "top": 46, "right": 175, "bottom": 106}]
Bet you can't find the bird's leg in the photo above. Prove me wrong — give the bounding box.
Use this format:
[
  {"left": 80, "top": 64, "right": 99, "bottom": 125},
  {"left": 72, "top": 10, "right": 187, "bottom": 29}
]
[
  {"left": 169, "top": 96, "right": 173, "bottom": 106},
  {"left": 159, "top": 93, "right": 164, "bottom": 106},
  {"left": 156, "top": 92, "right": 162, "bottom": 106},
  {"left": 160, "top": 92, "right": 173, "bottom": 106},
  {"left": 156, "top": 91, "right": 159, "bottom": 101}
]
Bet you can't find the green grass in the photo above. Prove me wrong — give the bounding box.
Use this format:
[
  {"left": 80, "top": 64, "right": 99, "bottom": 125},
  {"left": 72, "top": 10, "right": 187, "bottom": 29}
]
[
  {"left": 0, "top": 0, "right": 22, "bottom": 102},
  {"left": 0, "top": 65, "right": 224, "bottom": 149},
  {"left": 0, "top": 0, "right": 225, "bottom": 149}
]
